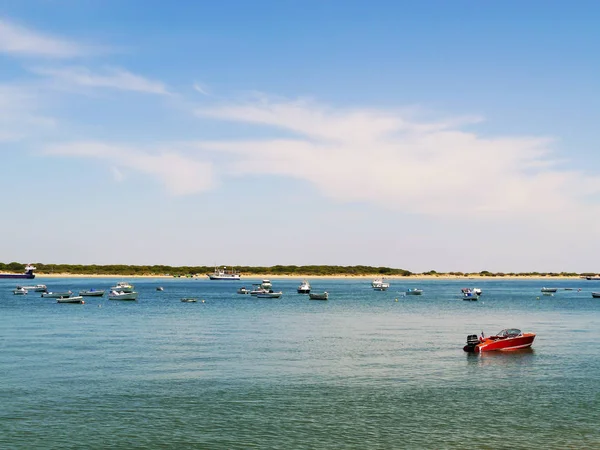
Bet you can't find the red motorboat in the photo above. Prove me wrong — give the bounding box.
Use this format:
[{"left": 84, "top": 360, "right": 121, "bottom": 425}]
[{"left": 463, "top": 328, "right": 536, "bottom": 353}]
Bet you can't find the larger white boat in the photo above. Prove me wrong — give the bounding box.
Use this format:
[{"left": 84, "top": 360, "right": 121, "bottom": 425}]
[
  {"left": 207, "top": 266, "right": 241, "bottom": 280},
  {"left": 110, "top": 282, "right": 135, "bottom": 293},
  {"left": 372, "top": 278, "right": 390, "bottom": 291},
  {"left": 255, "top": 290, "right": 282, "bottom": 299},
  {"left": 297, "top": 280, "right": 311, "bottom": 294}
]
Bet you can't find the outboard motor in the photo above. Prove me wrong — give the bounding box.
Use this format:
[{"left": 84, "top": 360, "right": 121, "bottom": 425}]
[{"left": 463, "top": 334, "right": 480, "bottom": 352}]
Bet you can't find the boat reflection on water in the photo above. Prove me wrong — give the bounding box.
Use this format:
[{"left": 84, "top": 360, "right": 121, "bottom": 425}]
[{"left": 465, "top": 347, "right": 536, "bottom": 368}]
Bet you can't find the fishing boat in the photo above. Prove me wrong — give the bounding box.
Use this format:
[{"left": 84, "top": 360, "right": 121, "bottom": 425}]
[
  {"left": 207, "top": 266, "right": 241, "bottom": 280},
  {"left": 592, "top": 292, "right": 600, "bottom": 298},
  {"left": 463, "top": 329, "right": 536, "bottom": 353},
  {"left": 0, "top": 264, "right": 36, "bottom": 279},
  {"left": 372, "top": 278, "right": 390, "bottom": 291},
  {"left": 110, "top": 282, "right": 135, "bottom": 293},
  {"left": 180, "top": 298, "right": 198, "bottom": 302},
  {"left": 41, "top": 291, "right": 72, "bottom": 298},
  {"left": 156, "top": 287, "right": 164, "bottom": 291},
  {"left": 13, "top": 287, "right": 28, "bottom": 295},
  {"left": 309, "top": 291, "right": 328, "bottom": 300},
  {"left": 297, "top": 280, "right": 311, "bottom": 294},
  {"left": 461, "top": 288, "right": 481, "bottom": 299},
  {"left": 108, "top": 290, "right": 138, "bottom": 301},
  {"left": 406, "top": 288, "right": 423, "bottom": 296},
  {"left": 79, "top": 289, "right": 105, "bottom": 297},
  {"left": 541, "top": 287, "right": 557, "bottom": 293},
  {"left": 260, "top": 279, "right": 272, "bottom": 289},
  {"left": 57, "top": 296, "right": 85, "bottom": 304},
  {"left": 255, "top": 290, "right": 283, "bottom": 299},
  {"left": 237, "top": 287, "right": 250, "bottom": 294},
  {"left": 585, "top": 276, "right": 600, "bottom": 280}
]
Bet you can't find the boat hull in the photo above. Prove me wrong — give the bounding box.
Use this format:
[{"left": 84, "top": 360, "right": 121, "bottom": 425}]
[
  {"left": 57, "top": 297, "right": 84, "bottom": 304},
  {"left": 79, "top": 290, "right": 105, "bottom": 297},
  {"left": 471, "top": 333, "right": 536, "bottom": 353},
  {"left": 42, "top": 292, "right": 72, "bottom": 298},
  {"left": 592, "top": 292, "right": 600, "bottom": 298},
  {"left": 0, "top": 273, "right": 35, "bottom": 279},
  {"left": 309, "top": 293, "right": 328, "bottom": 300},
  {"left": 109, "top": 293, "right": 138, "bottom": 301}
]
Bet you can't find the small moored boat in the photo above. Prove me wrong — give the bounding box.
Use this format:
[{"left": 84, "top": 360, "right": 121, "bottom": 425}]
[
  {"left": 18, "top": 284, "right": 47, "bottom": 292},
  {"left": 260, "top": 279, "right": 272, "bottom": 289},
  {"left": 309, "top": 291, "right": 328, "bottom": 300},
  {"left": 156, "top": 286, "right": 164, "bottom": 291},
  {"left": 180, "top": 298, "right": 198, "bottom": 302},
  {"left": 463, "top": 329, "right": 536, "bottom": 353},
  {"left": 237, "top": 287, "right": 250, "bottom": 294},
  {"left": 592, "top": 292, "right": 600, "bottom": 298},
  {"left": 13, "top": 287, "right": 28, "bottom": 295},
  {"left": 42, "top": 291, "right": 72, "bottom": 298},
  {"left": 406, "top": 288, "right": 423, "bottom": 296},
  {"left": 297, "top": 280, "right": 311, "bottom": 294},
  {"left": 255, "top": 290, "right": 282, "bottom": 299},
  {"left": 79, "top": 289, "right": 105, "bottom": 297},
  {"left": 57, "top": 296, "right": 85, "bottom": 304},
  {"left": 541, "top": 287, "right": 557, "bottom": 293},
  {"left": 110, "top": 282, "right": 135, "bottom": 293},
  {"left": 108, "top": 290, "right": 138, "bottom": 301}
]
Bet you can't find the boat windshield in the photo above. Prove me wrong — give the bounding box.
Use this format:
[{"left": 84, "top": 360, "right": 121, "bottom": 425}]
[{"left": 497, "top": 328, "right": 522, "bottom": 338}]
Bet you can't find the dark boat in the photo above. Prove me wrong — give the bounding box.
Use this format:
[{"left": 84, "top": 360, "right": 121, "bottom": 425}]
[{"left": 0, "top": 264, "right": 36, "bottom": 279}]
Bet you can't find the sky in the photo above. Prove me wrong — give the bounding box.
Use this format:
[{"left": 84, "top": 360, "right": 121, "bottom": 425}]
[{"left": 1, "top": 0, "right": 600, "bottom": 272}]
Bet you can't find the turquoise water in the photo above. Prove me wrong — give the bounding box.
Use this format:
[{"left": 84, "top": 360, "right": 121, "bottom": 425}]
[{"left": 1, "top": 277, "right": 599, "bottom": 449}]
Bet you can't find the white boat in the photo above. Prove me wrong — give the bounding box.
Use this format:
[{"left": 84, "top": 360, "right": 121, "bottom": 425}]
[
  {"left": 309, "top": 291, "right": 328, "bottom": 300},
  {"left": 255, "top": 290, "right": 283, "bottom": 299},
  {"left": 108, "top": 290, "right": 138, "bottom": 301},
  {"left": 541, "top": 287, "right": 558, "bottom": 293},
  {"left": 592, "top": 292, "right": 600, "bottom": 298},
  {"left": 461, "top": 288, "right": 481, "bottom": 298},
  {"left": 297, "top": 280, "right": 311, "bottom": 294},
  {"left": 207, "top": 266, "right": 241, "bottom": 280},
  {"left": 57, "top": 296, "right": 85, "bottom": 304},
  {"left": 237, "top": 287, "right": 250, "bottom": 294},
  {"left": 110, "top": 282, "right": 135, "bottom": 293},
  {"left": 372, "top": 278, "right": 390, "bottom": 291},
  {"left": 180, "top": 297, "right": 198, "bottom": 303},
  {"left": 260, "top": 279, "right": 272, "bottom": 289},
  {"left": 17, "top": 284, "right": 47, "bottom": 292},
  {"left": 406, "top": 288, "right": 423, "bottom": 295},
  {"left": 13, "top": 287, "right": 28, "bottom": 295},
  {"left": 42, "top": 291, "right": 72, "bottom": 298},
  {"left": 250, "top": 284, "right": 269, "bottom": 296},
  {"left": 79, "top": 289, "right": 105, "bottom": 297},
  {"left": 156, "top": 287, "right": 164, "bottom": 291}
]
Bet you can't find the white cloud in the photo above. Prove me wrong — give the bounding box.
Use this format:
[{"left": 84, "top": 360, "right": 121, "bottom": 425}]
[
  {"left": 193, "top": 82, "right": 210, "bottom": 96},
  {"left": 44, "top": 142, "right": 215, "bottom": 195},
  {"left": 193, "top": 97, "right": 600, "bottom": 216},
  {"left": 0, "top": 18, "right": 86, "bottom": 58},
  {"left": 31, "top": 66, "right": 170, "bottom": 95},
  {"left": 0, "top": 84, "right": 57, "bottom": 142}
]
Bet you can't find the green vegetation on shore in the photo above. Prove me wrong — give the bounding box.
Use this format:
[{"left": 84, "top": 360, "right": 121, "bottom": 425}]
[{"left": 0, "top": 262, "right": 593, "bottom": 277}]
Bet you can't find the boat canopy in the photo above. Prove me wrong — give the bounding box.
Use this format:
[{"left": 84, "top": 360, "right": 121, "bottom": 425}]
[{"left": 497, "top": 328, "right": 522, "bottom": 338}]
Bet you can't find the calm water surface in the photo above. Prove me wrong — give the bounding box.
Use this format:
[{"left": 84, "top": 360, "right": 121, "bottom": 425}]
[{"left": 1, "top": 277, "right": 599, "bottom": 449}]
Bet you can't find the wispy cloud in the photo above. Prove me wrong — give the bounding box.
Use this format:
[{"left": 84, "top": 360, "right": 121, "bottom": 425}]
[
  {"left": 193, "top": 96, "right": 600, "bottom": 216},
  {"left": 0, "top": 18, "right": 87, "bottom": 58},
  {"left": 44, "top": 142, "right": 215, "bottom": 195},
  {"left": 193, "top": 82, "right": 210, "bottom": 96},
  {"left": 31, "top": 66, "right": 170, "bottom": 95}
]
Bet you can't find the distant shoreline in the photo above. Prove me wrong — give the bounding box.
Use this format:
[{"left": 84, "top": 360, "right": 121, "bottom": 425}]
[{"left": 31, "top": 273, "right": 589, "bottom": 281}]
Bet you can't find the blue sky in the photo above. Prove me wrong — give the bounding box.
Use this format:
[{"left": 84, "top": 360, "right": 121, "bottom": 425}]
[{"left": 1, "top": 1, "right": 600, "bottom": 272}]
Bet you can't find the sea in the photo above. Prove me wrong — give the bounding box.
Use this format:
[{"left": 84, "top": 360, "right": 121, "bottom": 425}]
[{"left": 1, "top": 277, "right": 599, "bottom": 449}]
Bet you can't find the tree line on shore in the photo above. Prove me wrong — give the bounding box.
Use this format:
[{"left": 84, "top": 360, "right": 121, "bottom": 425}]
[{"left": 0, "top": 262, "right": 593, "bottom": 277}]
